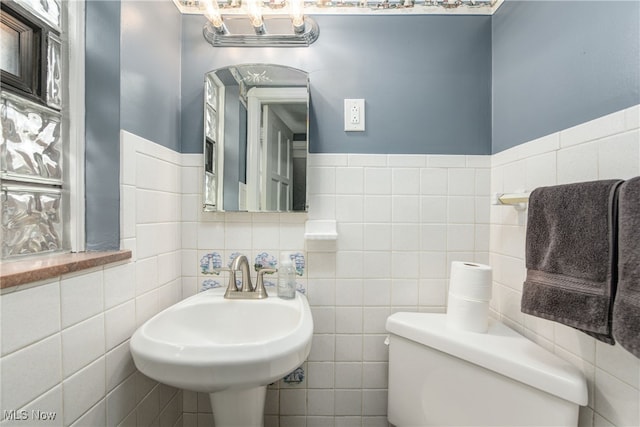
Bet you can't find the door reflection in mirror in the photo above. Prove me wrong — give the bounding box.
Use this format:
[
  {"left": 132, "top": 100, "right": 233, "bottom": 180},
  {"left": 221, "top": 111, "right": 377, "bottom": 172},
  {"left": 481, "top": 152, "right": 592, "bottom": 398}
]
[{"left": 203, "top": 64, "right": 309, "bottom": 212}]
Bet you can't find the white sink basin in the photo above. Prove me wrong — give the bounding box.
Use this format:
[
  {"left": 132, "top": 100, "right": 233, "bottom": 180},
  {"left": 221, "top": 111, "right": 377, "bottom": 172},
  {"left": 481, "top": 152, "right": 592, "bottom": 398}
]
[{"left": 130, "top": 287, "right": 313, "bottom": 393}]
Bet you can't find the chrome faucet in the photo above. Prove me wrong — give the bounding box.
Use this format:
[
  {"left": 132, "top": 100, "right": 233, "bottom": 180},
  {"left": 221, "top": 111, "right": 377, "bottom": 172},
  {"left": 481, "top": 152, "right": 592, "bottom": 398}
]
[{"left": 224, "top": 254, "right": 275, "bottom": 299}]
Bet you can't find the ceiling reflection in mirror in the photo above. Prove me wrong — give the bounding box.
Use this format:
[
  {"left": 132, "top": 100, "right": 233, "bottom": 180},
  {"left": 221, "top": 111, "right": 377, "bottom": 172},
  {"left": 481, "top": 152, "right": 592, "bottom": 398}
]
[{"left": 203, "top": 64, "right": 309, "bottom": 213}]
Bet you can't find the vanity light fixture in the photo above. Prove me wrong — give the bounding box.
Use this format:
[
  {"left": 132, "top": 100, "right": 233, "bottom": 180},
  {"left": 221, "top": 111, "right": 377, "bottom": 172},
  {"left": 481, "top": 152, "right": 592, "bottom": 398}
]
[{"left": 202, "top": 0, "right": 319, "bottom": 47}]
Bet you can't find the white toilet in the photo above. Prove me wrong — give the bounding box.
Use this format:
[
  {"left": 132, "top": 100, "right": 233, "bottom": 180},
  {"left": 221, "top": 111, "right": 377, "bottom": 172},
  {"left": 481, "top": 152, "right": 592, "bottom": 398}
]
[{"left": 386, "top": 312, "right": 588, "bottom": 427}]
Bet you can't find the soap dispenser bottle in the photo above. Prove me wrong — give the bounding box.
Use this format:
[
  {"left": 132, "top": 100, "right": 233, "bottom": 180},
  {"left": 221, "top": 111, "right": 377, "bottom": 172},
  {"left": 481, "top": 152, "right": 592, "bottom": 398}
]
[{"left": 277, "top": 253, "right": 296, "bottom": 299}]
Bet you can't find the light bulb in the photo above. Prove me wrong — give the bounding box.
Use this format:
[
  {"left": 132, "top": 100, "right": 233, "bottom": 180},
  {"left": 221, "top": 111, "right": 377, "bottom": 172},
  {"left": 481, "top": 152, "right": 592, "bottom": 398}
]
[
  {"left": 244, "top": 0, "right": 264, "bottom": 28},
  {"left": 202, "top": 0, "right": 224, "bottom": 29},
  {"left": 289, "top": 0, "right": 305, "bottom": 31}
]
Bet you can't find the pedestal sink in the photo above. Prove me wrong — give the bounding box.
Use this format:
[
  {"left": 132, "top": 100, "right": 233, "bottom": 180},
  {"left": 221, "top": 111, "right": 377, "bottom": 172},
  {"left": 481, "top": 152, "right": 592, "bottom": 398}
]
[{"left": 130, "top": 287, "right": 313, "bottom": 427}]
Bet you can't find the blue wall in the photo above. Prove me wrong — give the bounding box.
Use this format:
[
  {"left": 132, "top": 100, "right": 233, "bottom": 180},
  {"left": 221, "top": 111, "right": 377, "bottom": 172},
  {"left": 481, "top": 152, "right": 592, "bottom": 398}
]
[
  {"left": 85, "top": 0, "right": 121, "bottom": 251},
  {"left": 85, "top": 0, "right": 182, "bottom": 250},
  {"left": 84, "top": 1, "right": 640, "bottom": 250},
  {"left": 181, "top": 14, "right": 493, "bottom": 155},
  {"left": 121, "top": 1, "right": 182, "bottom": 151},
  {"left": 492, "top": 0, "right": 640, "bottom": 153}
]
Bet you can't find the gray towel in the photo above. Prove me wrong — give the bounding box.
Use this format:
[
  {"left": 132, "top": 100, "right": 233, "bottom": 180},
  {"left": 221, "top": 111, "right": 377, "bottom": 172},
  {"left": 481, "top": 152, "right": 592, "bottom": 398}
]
[
  {"left": 613, "top": 177, "right": 640, "bottom": 358},
  {"left": 521, "top": 180, "right": 623, "bottom": 344}
]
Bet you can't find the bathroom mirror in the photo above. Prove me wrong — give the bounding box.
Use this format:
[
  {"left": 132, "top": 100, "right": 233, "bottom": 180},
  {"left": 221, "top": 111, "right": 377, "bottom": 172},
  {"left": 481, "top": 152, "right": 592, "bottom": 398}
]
[{"left": 203, "top": 64, "right": 309, "bottom": 212}]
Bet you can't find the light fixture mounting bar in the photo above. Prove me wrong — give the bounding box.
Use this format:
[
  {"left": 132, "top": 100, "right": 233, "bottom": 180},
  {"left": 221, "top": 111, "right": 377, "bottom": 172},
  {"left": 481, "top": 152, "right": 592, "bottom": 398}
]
[{"left": 203, "top": 16, "right": 319, "bottom": 47}]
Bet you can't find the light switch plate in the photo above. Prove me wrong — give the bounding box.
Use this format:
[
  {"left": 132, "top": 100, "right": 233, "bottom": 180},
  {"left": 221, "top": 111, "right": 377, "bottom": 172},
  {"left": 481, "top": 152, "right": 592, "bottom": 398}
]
[{"left": 344, "top": 99, "right": 365, "bottom": 132}]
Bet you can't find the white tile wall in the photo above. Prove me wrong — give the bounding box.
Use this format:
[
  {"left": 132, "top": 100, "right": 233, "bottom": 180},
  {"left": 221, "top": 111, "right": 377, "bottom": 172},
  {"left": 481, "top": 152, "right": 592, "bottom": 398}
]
[
  {"left": 491, "top": 104, "right": 640, "bottom": 427},
  {"left": 0, "top": 131, "right": 184, "bottom": 427},
  {"left": 0, "top": 335, "right": 62, "bottom": 415},
  {"left": 61, "top": 313, "right": 105, "bottom": 378},
  {"left": 0, "top": 281, "right": 60, "bottom": 356},
  {"left": 181, "top": 107, "right": 639, "bottom": 427},
  {"left": 2, "top": 105, "right": 638, "bottom": 427},
  {"left": 181, "top": 150, "right": 490, "bottom": 426}
]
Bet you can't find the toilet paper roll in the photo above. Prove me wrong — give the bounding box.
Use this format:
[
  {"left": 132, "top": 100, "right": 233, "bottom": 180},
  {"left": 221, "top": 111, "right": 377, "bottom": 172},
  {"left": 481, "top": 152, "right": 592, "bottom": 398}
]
[
  {"left": 446, "top": 293, "right": 490, "bottom": 333},
  {"left": 449, "top": 261, "right": 493, "bottom": 302}
]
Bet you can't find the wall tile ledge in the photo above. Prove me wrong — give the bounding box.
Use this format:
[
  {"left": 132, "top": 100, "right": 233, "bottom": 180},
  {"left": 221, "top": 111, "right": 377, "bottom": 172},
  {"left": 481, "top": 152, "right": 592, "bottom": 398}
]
[{"left": 0, "top": 250, "right": 132, "bottom": 289}]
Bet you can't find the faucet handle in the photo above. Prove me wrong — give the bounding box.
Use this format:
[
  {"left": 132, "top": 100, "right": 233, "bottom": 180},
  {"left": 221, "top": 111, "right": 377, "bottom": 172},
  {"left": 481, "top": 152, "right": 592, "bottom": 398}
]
[
  {"left": 254, "top": 268, "right": 276, "bottom": 299},
  {"left": 258, "top": 268, "right": 276, "bottom": 276}
]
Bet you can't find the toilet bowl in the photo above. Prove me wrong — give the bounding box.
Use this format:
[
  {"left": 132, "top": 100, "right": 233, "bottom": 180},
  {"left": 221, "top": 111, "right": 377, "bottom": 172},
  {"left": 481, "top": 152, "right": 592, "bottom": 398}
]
[{"left": 386, "top": 313, "right": 588, "bottom": 427}]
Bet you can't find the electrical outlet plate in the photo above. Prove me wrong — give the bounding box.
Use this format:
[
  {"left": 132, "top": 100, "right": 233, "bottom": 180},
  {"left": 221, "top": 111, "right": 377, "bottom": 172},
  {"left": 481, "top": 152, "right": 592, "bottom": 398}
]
[{"left": 344, "top": 99, "right": 365, "bottom": 132}]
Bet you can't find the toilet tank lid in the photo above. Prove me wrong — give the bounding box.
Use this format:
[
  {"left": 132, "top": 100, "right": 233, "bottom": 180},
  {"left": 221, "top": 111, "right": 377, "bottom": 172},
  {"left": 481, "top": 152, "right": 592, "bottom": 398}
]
[{"left": 386, "top": 312, "right": 588, "bottom": 406}]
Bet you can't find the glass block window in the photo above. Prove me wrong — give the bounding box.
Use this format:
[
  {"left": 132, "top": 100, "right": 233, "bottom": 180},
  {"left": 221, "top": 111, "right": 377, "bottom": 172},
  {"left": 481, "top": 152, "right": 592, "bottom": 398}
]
[
  {"left": 204, "top": 73, "right": 221, "bottom": 211},
  {"left": 1, "top": 0, "right": 66, "bottom": 258},
  {"left": 16, "top": 0, "right": 60, "bottom": 30},
  {"left": 204, "top": 165, "right": 217, "bottom": 209},
  {"left": 205, "top": 74, "right": 218, "bottom": 108},
  {"left": 1, "top": 186, "right": 62, "bottom": 258},
  {"left": 205, "top": 104, "right": 217, "bottom": 141},
  {"left": 1, "top": 92, "right": 63, "bottom": 183},
  {"left": 46, "top": 33, "right": 62, "bottom": 109}
]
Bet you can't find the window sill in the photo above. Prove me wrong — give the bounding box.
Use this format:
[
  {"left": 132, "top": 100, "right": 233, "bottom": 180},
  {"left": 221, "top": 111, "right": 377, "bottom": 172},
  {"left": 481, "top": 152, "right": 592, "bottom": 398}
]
[{"left": 0, "top": 250, "right": 132, "bottom": 289}]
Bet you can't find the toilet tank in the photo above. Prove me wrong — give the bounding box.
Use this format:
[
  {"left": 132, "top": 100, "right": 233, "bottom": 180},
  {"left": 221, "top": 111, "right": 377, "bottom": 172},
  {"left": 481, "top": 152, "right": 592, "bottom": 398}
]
[{"left": 386, "top": 313, "right": 588, "bottom": 427}]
